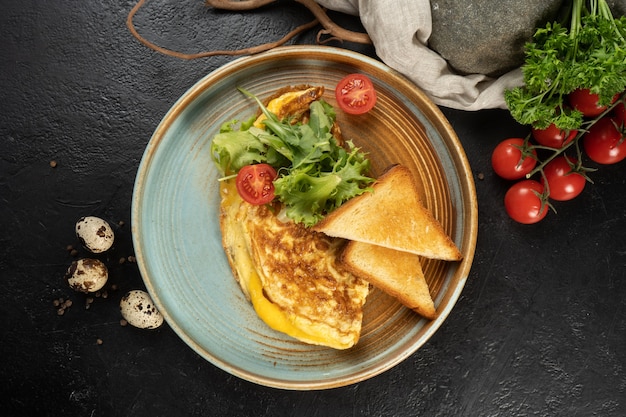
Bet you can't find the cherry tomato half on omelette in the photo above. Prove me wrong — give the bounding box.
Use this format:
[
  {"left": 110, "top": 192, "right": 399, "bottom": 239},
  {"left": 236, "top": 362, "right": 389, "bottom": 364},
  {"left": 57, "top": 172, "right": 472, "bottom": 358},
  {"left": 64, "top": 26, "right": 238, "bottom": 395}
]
[{"left": 236, "top": 164, "right": 278, "bottom": 205}]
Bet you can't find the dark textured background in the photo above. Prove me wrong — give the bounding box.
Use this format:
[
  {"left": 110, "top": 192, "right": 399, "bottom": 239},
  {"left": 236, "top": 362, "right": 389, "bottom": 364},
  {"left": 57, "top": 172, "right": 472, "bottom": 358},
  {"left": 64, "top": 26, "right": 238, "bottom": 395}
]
[{"left": 1, "top": 1, "right": 625, "bottom": 416}]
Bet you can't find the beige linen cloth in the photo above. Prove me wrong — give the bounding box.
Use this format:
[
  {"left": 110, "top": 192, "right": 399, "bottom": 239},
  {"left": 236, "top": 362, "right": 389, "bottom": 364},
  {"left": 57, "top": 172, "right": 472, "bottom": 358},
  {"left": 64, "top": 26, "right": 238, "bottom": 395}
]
[{"left": 317, "top": 0, "right": 524, "bottom": 110}]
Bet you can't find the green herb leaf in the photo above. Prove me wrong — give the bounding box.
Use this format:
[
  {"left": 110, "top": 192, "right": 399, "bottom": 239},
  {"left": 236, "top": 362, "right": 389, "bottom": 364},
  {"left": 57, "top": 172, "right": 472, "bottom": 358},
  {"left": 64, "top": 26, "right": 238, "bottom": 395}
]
[{"left": 211, "top": 129, "right": 267, "bottom": 175}]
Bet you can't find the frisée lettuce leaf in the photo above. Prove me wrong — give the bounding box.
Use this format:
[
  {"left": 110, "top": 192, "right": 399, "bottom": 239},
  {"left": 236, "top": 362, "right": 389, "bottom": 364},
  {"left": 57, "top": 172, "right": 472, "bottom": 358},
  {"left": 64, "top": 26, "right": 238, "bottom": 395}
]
[{"left": 211, "top": 89, "right": 374, "bottom": 226}]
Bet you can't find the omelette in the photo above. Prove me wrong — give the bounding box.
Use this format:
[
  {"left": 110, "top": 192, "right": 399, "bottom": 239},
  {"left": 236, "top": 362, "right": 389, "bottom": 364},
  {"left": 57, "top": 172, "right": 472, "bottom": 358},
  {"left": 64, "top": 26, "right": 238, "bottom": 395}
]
[
  {"left": 219, "top": 181, "right": 369, "bottom": 349},
  {"left": 217, "top": 86, "right": 370, "bottom": 349}
]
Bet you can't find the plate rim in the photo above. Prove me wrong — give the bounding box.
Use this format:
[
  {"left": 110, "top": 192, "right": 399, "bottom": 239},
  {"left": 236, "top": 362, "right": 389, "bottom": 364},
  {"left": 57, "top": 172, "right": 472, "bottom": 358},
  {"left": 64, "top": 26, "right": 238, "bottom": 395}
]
[{"left": 131, "top": 45, "right": 478, "bottom": 390}]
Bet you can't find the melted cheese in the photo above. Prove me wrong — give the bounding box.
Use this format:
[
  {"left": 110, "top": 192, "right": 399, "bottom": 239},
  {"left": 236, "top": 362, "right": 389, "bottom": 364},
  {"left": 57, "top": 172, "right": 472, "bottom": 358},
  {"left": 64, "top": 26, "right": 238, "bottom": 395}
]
[{"left": 246, "top": 265, "right": 333, "bottom": 346}]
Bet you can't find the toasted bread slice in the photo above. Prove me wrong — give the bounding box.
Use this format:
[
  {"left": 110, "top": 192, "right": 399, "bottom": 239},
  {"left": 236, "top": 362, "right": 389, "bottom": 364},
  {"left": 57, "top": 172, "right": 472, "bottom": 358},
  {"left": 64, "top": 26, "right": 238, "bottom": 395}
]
[
  {"left": 313, "top": 165, "right": 462, "bottom": 261},
  {"left": 340, "top": 241, "right": 437, "bottom": 319}
]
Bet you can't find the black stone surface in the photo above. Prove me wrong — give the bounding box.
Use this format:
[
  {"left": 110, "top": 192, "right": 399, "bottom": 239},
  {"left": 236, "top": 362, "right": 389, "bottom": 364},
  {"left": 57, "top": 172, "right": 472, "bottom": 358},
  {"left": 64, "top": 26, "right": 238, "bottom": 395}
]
[{"left": 1, "top": 1, "right": 625, "bottom": 416}]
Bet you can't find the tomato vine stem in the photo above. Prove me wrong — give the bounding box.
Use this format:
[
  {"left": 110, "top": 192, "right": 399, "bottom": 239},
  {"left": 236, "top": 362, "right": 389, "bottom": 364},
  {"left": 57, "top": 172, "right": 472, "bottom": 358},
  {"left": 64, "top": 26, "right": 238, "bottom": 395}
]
[{"left": 525, "top": 92, "right": 626, "bottom": 179}]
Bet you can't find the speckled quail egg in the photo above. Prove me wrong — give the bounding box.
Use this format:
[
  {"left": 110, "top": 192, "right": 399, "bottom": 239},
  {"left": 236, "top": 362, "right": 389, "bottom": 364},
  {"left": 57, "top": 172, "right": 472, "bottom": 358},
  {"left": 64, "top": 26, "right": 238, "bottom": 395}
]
[
  {"left": 120, "top": 290, "right": 164, "bottom": 329},
  {"left": 65, "top": 258, "right": 108, "bottom": 293},
  {"left": 75, "top": 216, "right": 114, "bottom": 253}
]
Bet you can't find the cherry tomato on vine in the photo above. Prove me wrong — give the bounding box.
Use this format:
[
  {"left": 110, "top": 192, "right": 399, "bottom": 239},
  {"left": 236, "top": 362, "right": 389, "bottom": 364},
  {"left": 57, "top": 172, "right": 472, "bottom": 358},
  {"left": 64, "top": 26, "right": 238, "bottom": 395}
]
[
  {"left": 541, "top": 156, "right": 586, "bottom": 201},
  {"left": 569, "top": 88, "right": 618, "bottom": 117},
  {"left": 504, "top": 180, "right": 548, "bottom": 224},
  {"left": 335, "top": 73, "right": 377, "bottom": 115},
  {"left": 583, "top": 116, "right": 626, "bottom": 165},
  {"left": 236, "top": 163, "right": 278, "bottom": 205},
  {"left": 532, "top": 123, "right": 577, "bottom": 148},
  {"left": 491, "top": 138, "right": 537, "bottom": 180}
]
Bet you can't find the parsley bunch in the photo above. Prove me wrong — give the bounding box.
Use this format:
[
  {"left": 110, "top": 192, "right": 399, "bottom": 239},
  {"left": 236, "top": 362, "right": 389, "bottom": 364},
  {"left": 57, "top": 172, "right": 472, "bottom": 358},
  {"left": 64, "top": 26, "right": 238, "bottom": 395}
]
[
  {"left": 505, "top": 0, "right": 626, "bottom": 129},
  {"left": 211, "top": 89, "right": 374, "bottom": 226}
]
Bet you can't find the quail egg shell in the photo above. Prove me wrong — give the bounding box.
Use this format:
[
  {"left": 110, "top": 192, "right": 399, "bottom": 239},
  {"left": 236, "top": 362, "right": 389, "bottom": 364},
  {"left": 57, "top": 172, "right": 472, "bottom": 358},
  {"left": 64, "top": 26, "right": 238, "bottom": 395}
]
[
  {"left": 75, "top": 216, "right": 114, "bottom": 253},
  {"left": 120, "top": 290, "right": 164, "bottom": 329},
  {"left": 66, "top": 258, "right": 108, "bottom": 293}
]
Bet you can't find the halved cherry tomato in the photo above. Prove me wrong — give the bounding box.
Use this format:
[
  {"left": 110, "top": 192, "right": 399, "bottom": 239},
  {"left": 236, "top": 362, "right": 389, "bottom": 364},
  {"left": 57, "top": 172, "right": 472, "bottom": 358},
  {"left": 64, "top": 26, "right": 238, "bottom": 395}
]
[
  {"left": 532, "top": 123, "right": 577, "bottom": 148},
  {"left": 541, "top": 156, "right": 586, "bottom": 201},
  {"left": 583, "top": 116, "right": 626, "bottom": 165},
  {"left": 236, "top": 164, "right": 278, "bottom": 205},
  {"left": 491, "top": 138, "right": 537, "bottom": 180},
  {"left": 569, "top": 88, "right": 618, "bottom": 117},
  {"left": 504, "top": 180, "right": 548, "bottom": 224},
  {"left": 335, "top": 73, "right": 377, "bottom": 115}
]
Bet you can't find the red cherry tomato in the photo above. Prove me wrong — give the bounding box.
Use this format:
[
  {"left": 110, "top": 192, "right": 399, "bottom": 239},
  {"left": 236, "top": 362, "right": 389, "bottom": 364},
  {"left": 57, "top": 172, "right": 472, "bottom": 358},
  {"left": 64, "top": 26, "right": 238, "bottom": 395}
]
[
  {"left": 583, "top": 117, "right": 626, "bottom": 165},
  {"left": 335, "top": 73, "right": 377, "bottom": 115},
  {"left": 532, "top": 123, "right": 577, "bottom": 148},
  {"left": 541, "top": 156, "right": 586, "bottom": 201},
  {"left": 236, "top": 164, "right": 278, "bottom": 205},
  {"left": 569, "top": 88, "right": 617, "bottom": 117},
  {"left": 491, "top": 138, "right": 537, "bottom": 180},
  {"left": 504, "top": 180, "right": 548, "bottom": 224}
]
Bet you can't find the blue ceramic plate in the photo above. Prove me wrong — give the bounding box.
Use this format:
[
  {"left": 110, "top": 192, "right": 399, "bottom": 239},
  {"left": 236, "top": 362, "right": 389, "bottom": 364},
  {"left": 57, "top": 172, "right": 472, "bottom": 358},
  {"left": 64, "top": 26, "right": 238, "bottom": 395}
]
[{"left": 132, "top": 46, "right": 478, "bottom": 390}]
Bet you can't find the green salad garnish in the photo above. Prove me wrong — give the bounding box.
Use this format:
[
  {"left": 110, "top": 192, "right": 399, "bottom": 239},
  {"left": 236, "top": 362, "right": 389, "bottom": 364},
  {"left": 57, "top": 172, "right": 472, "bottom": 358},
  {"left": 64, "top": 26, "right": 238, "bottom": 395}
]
[{"left": 211, "top": 88, "right": 374, "bottom": 227}]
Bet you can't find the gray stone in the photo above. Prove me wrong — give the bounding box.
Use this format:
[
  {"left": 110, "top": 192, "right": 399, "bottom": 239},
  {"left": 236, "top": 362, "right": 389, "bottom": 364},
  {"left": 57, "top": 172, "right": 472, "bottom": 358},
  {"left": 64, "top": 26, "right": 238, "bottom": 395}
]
[
  {"left": 428, "top": 0, "right": 566, "bottom": 77},
  {"left": 607, "top": 0, "right": 626, "bottom": 16}
]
